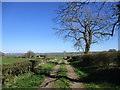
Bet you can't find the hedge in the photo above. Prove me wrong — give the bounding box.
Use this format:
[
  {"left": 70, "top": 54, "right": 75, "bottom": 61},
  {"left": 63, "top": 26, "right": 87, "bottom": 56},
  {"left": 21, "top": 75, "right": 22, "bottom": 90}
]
[
  {"left": 2, "top": 58, "right": 57, "bottom": 85},
  {"left": 2, "top": 60, "right": 33, "bottom": 84},
  {"left": 70, "top": 51, "right": 120, "bottom": 67}
]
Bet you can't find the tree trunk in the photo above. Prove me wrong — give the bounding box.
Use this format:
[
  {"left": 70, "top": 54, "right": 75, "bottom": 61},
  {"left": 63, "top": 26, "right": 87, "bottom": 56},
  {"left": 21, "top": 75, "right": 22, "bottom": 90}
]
[
  {"left": 84, "top": 43, "right": 90, "bottom": 54},
  {"left": 84, "top": 30, "right": 92, "bottom": 54}
]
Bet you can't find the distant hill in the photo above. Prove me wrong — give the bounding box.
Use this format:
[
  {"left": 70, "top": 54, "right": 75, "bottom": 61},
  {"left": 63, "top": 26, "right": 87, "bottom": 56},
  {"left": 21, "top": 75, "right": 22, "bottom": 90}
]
[
  {"left": 4, "top": 52, "right": 83, "bottom": 56},
  {"left": 4, "top": 51, "right": 102, "bottom": 56},
  {"left": 5, "top": 53, "right": 24, "bottom": 56}
]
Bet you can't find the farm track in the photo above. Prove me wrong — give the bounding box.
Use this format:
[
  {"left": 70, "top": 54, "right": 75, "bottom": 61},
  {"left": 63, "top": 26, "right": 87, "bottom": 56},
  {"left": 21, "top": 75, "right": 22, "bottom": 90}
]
[
  {"left": 39, "top": 60, "right": 84, "bottom": 89},
  {"left": 65, "top": 60, "right": 85, "bottom": 88},
  {"left": 39, "top": 60, "right": 61, "bottom": 88}
]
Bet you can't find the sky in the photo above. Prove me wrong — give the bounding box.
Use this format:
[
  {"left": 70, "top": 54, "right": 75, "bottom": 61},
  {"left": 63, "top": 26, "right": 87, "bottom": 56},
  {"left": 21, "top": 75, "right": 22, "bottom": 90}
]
[{"left": 2, "top": 2, "right": 118, "bottom": 53}]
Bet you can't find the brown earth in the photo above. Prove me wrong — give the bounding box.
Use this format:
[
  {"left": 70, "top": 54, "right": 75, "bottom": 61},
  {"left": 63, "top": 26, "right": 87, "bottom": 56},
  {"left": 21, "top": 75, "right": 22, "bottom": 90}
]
[{"left": 64, "top": 60, "right": 84, "bottom": 88}]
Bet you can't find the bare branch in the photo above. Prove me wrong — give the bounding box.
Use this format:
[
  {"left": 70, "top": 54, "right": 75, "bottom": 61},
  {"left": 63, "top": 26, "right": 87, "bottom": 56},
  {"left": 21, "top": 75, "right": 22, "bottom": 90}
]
[{"left": 54, "top": 2, "right": 118, "bottom": 54}]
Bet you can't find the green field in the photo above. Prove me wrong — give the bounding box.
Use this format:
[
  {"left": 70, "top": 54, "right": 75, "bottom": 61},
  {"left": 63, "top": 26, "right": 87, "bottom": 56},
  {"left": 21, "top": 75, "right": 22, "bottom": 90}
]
[
  {"left": 1, "top": 52, "right": 81, "bottom": 64},
  {"left": 3, "top": 52, "right": 120, "bottom": 88},
  {"left": 2, "top": 56, "right": 35, "bottom": 64},
  {"left": 2, "top": 55, "right": 63, "bottom": 64}
]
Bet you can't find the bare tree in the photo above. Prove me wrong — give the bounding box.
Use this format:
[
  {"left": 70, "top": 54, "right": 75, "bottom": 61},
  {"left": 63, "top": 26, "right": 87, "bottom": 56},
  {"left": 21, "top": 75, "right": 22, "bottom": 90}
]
[
  {"left": 108, "top": 49, "right": 116, "bottom": 52},
  {"left": 24, "top": 51, "right": 35, "bottom": 58},
  {"left": 54, "top": 2, "right": 118, "bottom": 54},
  {"left": 0, "top": 51, "right": 4, "bottom": 56},
  {"left": 111, "top": 2, "right": 120, "bottom": 36}
]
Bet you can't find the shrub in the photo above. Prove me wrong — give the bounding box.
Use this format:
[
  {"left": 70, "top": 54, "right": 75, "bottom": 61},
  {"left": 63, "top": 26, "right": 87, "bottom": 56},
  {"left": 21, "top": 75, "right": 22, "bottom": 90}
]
[
  {"left": 2, "top": 58, "right": 55, "bottom": 86},
  {"left": 71, "top": 55, "right": 82, "bottom": 61},
  {"left": 23, "top": 51, "right": 35, "bottom": 58},
  {"left": 2, "top": 61, "right": 33, "bottom": 85},
  {"left": 71, "top": 51, "right": 120, "bottom": 67},
  {"left": 81, "top": 54, "right": 94, "bottom": 66},
  {"left": 34, "top": 62, "right": 56, "bottom": 75},
  {"left": 116, "top": 51, "right": 120, "bottom": 66},
  {"left": 0, "top": 51, "right": 4, "bottom": 56}
]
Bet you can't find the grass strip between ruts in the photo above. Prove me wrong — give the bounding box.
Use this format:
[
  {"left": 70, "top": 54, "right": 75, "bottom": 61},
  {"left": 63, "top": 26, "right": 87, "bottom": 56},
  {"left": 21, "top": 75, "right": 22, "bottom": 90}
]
[{"left": 55, "top": 60, "right": 70, "bottom": 88}]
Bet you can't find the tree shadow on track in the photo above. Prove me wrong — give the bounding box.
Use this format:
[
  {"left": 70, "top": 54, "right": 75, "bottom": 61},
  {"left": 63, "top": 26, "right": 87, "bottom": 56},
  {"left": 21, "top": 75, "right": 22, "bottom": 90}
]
[{"left": 70, "top": 60, "right": 120, "bottom": 86}]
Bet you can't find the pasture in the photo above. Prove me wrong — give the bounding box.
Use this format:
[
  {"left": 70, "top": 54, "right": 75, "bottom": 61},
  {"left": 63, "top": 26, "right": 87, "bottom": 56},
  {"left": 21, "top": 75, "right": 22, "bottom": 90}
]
[
  {"left": 2, "top": 51, "right": 120, "bottom": 89},
  {"left": 2, "top": 56, "right": 34, "bottom": 64}
]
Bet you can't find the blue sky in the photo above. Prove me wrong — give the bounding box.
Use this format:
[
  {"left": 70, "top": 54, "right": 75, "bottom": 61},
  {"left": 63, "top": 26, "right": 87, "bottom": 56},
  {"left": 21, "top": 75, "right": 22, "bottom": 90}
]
[{"left": 2, "top": 2, "right": 118, "bottom": 53}]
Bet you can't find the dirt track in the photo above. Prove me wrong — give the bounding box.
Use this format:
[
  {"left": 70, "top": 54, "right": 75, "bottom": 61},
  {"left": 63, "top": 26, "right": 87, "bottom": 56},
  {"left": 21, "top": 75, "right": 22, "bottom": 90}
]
[
  {"left": 39, "top": 60, "right": 84, "bottom": 89},
  {"left": 39, "top": 60, "right": 61, "bottom": 88},
  {"left": 65, "top": 60, "right": 84, "bottom": 88}
]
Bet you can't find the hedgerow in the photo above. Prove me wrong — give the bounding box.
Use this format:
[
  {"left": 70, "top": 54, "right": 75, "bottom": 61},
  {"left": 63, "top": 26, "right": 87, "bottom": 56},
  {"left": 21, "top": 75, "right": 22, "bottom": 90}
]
[
  {"left": 70, "top": 51, "right": 120, "bottom": 67},
  {"left": 2, "top": 58, "right": 57, "bottom": 85},
  {"left": 2, "top": 61, "right": 33, "bottom": 85}
]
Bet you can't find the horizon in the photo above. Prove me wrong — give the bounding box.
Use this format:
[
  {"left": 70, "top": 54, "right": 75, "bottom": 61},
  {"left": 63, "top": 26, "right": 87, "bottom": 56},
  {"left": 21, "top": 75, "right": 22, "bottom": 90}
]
[
  {"left": 2, "top": 2, "right": 118, "bottom": 53},
  {"left": 3, "top": 49, "right": 118, "bottom": 54}
]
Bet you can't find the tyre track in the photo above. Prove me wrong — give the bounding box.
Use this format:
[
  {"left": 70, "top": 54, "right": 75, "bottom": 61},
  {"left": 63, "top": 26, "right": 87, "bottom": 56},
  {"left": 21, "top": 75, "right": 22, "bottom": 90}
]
[{"left": 64, "top": 60, "right": 84, "bottom": 88}]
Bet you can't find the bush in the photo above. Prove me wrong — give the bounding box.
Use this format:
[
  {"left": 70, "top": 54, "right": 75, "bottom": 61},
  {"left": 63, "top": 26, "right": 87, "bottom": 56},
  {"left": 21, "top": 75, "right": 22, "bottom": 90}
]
[
  {"left": 23, "top": 51, "right": 35, "bottom": 58},
  {"left": 71, "top": 51, "right": 120, "bottom": 67},
  {"left": 2, "top": 61, "right": 33, "bottom": 85},
  {"left": 71, "top": 55, "right": 82, "bottom": 61},
  {"left": 116, "top": 51, "right": 120, "bottom": 66},
  {"left": 2, "top": 57, "right": 56, "bottom": 86},
  {"left": 81, "top": 54, "right": 94, "bottom": 66},
  {"left": 34, "top": 61, "right": 56, "bottom": 75}
]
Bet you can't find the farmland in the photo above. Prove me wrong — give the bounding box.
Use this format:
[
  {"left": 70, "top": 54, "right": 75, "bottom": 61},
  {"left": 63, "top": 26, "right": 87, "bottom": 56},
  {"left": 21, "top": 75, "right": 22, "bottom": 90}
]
[
  {"left": 1, "top": 51, "right": 120, "bottom": 89},
  {"left": 2, "top": 53, "right": 61, "bottom": 64},
  {"left": 2, "top": 1, "right": 120, "bottom": 89},
  {"left": 2, "top": 56, "right": 33, "bottom": 64},
  {"left": 2, "top": 52, "right": 82, "bottom": 64}
]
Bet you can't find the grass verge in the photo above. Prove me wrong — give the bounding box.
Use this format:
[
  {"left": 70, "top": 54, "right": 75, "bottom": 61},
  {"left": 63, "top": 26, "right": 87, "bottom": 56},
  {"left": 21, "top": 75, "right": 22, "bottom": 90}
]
[
  {"left": 4, "top": 72, "right": 45, "bottom": 88},
  {"left": 3, "top": 60, "right": 59, "bottom": 88},
  {"left": 69, "top": 60, "right": 120, "bottom": 89}
]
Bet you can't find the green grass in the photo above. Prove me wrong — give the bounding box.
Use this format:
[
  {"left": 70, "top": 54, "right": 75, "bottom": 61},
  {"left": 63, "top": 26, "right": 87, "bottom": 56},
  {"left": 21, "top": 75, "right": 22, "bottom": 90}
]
[
  {"left": 2, "top": 56, "right": 35, "bottom": 64},
  {"left": 0, "top": 56, "right": 2, "bottom": 64},
  {"left": 4, "top": 72, "right": 45, "bottom": 88},
  {"left": 69, "top": 60, "right": 120, "bottom": 89},
  {"left": 55, "top": 60, "right": 70, "bottom": 88},
  {"left": 34, "top": 60, "right": 58, "bottom": 75},
  {"left": 3, "top": 60, "right": 59, "bottom": 88},
  {"left": 46, "top": 55, "right": 63, "bottom": 60},
  {"left": 2, "top": 55, "right": 62, "bottom": 64}
]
